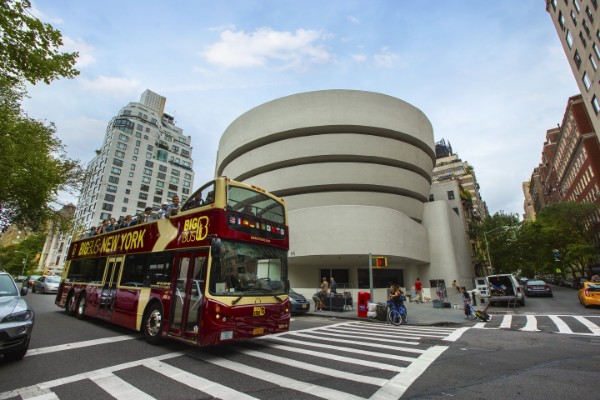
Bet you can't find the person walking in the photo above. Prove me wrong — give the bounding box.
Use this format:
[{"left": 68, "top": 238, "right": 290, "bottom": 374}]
[
  {"left": 415, "top": 277, "right": 423, "bottom": 304},
  {"left": 319, "top": 276, "right": 329, "bottom": 311}
]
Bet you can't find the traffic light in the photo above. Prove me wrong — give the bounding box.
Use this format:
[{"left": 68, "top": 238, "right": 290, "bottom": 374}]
[{"left": 373, "top": 256, "right": 388, "bottom": 268}]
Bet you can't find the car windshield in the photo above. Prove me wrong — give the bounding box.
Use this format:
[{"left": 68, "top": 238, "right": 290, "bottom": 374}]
[
  {"left": 45, "top": 276, "right": 61, "bottom": 283},
  {"left": 0, "top": 275, "right": 18, "bottom": 297},
  {"left": 209, "top": 240, "right": 287, "bottom": 296},
  {"left": 527, "top": 280, "right": 545, "bottom": 285}
]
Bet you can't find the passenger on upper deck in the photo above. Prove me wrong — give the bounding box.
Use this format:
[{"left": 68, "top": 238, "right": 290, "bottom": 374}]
[
  {"left": 139, "top": 207, "right": 159, "bottom": 223},
  {"left": 166, "top": 195, "right": 180, "bottom": 218}
]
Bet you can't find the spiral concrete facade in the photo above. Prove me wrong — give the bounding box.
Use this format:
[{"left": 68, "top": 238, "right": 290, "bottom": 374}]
[{"left": 216, "top": 90, "right": 438, "bottom": 291}]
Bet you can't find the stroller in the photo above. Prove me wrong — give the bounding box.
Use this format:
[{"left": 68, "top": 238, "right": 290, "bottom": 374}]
[{"left": 465, "top": 301, "right": 492, "bottom": 322}]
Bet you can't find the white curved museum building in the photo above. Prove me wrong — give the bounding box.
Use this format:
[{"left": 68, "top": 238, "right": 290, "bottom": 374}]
[{"left": 216, "top": 90, "right": 473, "bottom": 301}]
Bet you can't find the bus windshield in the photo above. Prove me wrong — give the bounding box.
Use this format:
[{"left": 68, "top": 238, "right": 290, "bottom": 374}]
[
  {"left": 227, "top": 185, "right": 285, "bottom": 224},
  {"left": 210, "top": 241, "right": 287, "bottom": 296}
]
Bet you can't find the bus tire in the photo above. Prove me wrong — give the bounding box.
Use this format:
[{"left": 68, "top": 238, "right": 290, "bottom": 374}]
[
  {"left": 76, "top": 293, "right": 87, "bottom": 320},
  {"left": 142, "top": 303, "right": 163, "bottom": 345},
  {"left": 65, "top": 292, "right": 76, "bottom": 316}
]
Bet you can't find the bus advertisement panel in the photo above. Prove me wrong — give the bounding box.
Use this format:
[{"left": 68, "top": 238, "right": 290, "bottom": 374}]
[{"left": 55, "top": 178, "right": 290, "bottom": 347}]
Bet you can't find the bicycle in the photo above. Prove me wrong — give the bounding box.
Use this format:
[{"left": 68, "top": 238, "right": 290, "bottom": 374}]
[{"left": 387, "top": 299, "right": 408, "bottom": 326}]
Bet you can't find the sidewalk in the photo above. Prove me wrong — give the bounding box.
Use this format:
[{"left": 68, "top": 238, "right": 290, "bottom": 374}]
[{"left": 303, "top": 292, "right": 474, "bottom": 326}]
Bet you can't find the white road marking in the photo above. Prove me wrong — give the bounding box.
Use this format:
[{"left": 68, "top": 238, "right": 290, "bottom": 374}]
[
  {"left": 368, "top": 345, "right": 448, "bottom": 400},
  {"left": 499, "top": 315, "right": 512, "bottom": 329},
  {"left": 144, "top": 360, "right": 258, "bottom": 400},
  {"left": 300, "top": 329, "right": 420, "bottom": 346},
  {"left": 443, "top": 327, "right": 470, "bottom": 342},
  {"left": 331, "top": 324, "right": 452, "bottom": 339},
  {"left": 26, "top": 335, "right": 137, "bottom": 357},
  {"left": 92, "top": 373, "right": 156, "bottom": 400},
  {"left": 22, "top": 392, "right": 59, "bottom": 400},
  {"left": 287, "top": 331, "right": 425, "bottom": 354},
  {"left": 549, "top": 315, "right": 573, "bottom": 334},
  {"left": 0, "top": 352, "right": 183, "bottom": 400},
  {"left": 573, "top": 316, "right": 600, "bottom": 335},
  {"left": 520, "top": 315, "right": 540, "bottom": 332},
  {"left": 236, "top": 347, "right": 388, "bottom": 386}
]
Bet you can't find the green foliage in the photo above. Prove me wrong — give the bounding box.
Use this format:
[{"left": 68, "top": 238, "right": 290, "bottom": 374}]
[
  {"left": 0, "top": 1, "right": 83, "bottom": 231},
  {"left": 0, "top": 0, "right": 79, "bottom": 86},
  {"left": 477, "top": 212, "right": 521, "bottom": 274},
  {"left": 0, "top": 233, "right": 46, "bottom": 276}
]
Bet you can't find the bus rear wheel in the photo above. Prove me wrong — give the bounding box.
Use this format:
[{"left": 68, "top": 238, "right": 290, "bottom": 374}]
[
  {"left": 76, "top": 294, "right": 87, "bottom": 320},
  {"left": 143, "top": 303, "right": 163, "bottom": 345},
  {"left": 65, "top": 293, "right": 76, "bottom": 316}
]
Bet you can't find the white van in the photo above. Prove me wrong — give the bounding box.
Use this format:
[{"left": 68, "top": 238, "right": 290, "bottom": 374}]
[
  {"left": 474, "top": 277, "right": 489, "bottom": 298},
  {"left": 486, "top": 274, "right": 525, "bottom": 306}
]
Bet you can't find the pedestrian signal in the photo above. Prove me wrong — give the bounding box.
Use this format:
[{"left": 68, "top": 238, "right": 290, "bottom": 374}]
[{"left": 373, "top": 256, "right": 388, "bottom": 268}]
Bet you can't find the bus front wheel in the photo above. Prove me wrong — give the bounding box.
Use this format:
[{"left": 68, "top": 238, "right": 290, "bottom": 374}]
[{"left": 143, "top": 303, "right": 163, "bottom": 345}]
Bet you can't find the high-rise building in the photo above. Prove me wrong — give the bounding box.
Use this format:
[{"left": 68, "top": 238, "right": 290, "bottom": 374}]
[
  {"left": 74, "top": 90, "right": 194, "bottom": 231},
  {"left": 38, "top": 203, "right": 76, "bottom": 273},
  {"left": 546, "top": 0, "right": 600, "bottom": 141}
]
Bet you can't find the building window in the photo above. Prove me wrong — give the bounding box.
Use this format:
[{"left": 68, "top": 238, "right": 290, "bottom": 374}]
[
  {"left": 140, "top": 184, "right": 149, "bottom": 192},
  {"left": 159, "top": 165, "right": 167, "bottom": 172},
  {"left": 112, "top": 158, "right": 123, "bottom": 167},
  {"left": 592, "top": 95, "right": 600, "bottom": 114},
  {"left": 108, "top": 176, "right": 119, "bottom": 184},
  {"left": 593, "top": 42, "right": 600, "bottom": 59},
  {"left": 447, "top": 190, "right": 455, "bottom": 200},
  {"left": 567, "top": 30, "right": 573, "bottom": 48},
  {"left": 107, "top": 185, "right": 117, "bottom": 193},
  {"left": 122, "top": 207, "right": 127, "bottom": 212},
  {"left": 119, "top": 134, "right": 129, "bottom": 142},
  {"left": 429, "top": 194, "right": 434, "bottom": 201},
  {"left": 590, "top": 54, "right": 598, "bottom": 70},
  {"left": 104, "top": 194, "right": 115, "bottom": 202},
  {"left": 571, "top": 10, "right": 577, "bottom": 25},
  {"left": 574, "top": 51, "right": 582, "bottom": 68},
  {"left": 125, "top": 189, "right": 131, "bottom": 194},
  {"left": 123, "top": 198, "right": 129, "bottom": 203},
  {"left": 184, "top": 173, "right": 192, "bottom": 180},
  {"left": 102, "top": 203, "right": 113, "bottom": 211},
  {"left": 127, "top": 180, "right": 132, "bottom": 186},
  {"left": 139, "top": 193, "right": 148, "bottom": 200},
  {"left": 171, "top": 169, "right": 180, "bottom": 177},
  {"left": 559, "top": 11, "right": 565, "bottom": 29},
  {"left": 100, "top": 212, "right": 111, "bottom": 220},
  {"left": 115, "top": 150, "right": 125, "bottom": 158},
  {"left": 574, "top": 0, "right": 580, "bottom": 13},
  {"left": 170, "top": 176, "right": 179, "bottom": 184},
  {"left": 183, "top": 181, "right": 190, "bottom": 187},
  {"left": 142, "top": 176, "right": 151, "bottom": 184},
  {"left": 145, "top": 160, "right": 154, "bottom": 168},
  {"left": 169, "top": 184, "right": 178, "bottom": 191},
  {"left": 551, "top": 0, "right": 557, "bottom": 11},
  {"left": 137, "top": 201, "right": 146, "bottom": 209},
  {"left": 156, "top": 181, "right": 164, "bottom": 188},
  {"left": 157, "top": 172, "right": 166, "bottom": 180},
  {"left": 452, "top": 208, "right": 459, "bottom": 215},
  {"left": 583, "top": 71, "right": 592, "bottom": 90},
  {"left": 111, "top": 167, "right": 121, "bottom": 175},
  {"left": 129, "top": 172, "right": 134, "bottom": 178},
  {"left": 157, "top": 150, "right": 168, "bottom": 162},
  {"left": 155, "top": 188, "right": 163, "bottom": 195},
  {"left": 117, "top": 142, "right": 127, "bottom": 150},
  {"left": 144, "top": 168, "right": 152, "bottom": 176}
]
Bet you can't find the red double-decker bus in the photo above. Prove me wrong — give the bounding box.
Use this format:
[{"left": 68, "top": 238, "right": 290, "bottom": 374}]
[{"left": 55, "top": 177, "right": 290, "bottom": 347}]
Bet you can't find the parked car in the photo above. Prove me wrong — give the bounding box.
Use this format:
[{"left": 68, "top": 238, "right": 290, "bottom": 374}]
[
  {"left": 289, "top": 289, "right": 310, "bottom": 314},
  {"left": 32, "top": 276, "right": 61, "bottom": 294},
  {"left": 562, "top": 278, "right": 574, "bottom": 288},
  {"left": 524, "top": 280, "right": 553, "bottom": 297},
  {"left": 486, "top": 274, "right": 525, "bottom": 306},
  {"left": 578, "top": 281, "right": 600, "bottom": 307},
  {"left": 573, "top": 277, "right": 590, "bottom": 290},
  {"left": 0, "top": 271, "right": 34, "bottom": 361},
  {"left": 24, "top": 275, "right": 42, "bottom": 288}
]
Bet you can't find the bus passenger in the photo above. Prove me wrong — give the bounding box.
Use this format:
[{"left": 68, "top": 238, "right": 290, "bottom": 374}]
[{"left": 166, "top": 195, "right": 180, "bottom": 218}]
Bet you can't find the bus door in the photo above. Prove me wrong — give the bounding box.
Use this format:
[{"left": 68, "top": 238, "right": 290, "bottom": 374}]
[
  {"left": 97, "top": 256, "right": 123, "bottom": 320},
  {"left": 168, "top": 252, "right": 207, "bottom": 338}
]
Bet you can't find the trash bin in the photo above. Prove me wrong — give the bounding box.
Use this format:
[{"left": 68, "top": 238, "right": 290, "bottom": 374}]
[
  {"left": 376, "top": 302, "right": 387, "bottom": 321},
  {"left": 357, "top": 292, "right": 370, "bottom": 318}
]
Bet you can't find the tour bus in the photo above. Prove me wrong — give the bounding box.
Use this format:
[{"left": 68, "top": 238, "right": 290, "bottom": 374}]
[{"left": 55, "top": 177, "right": 290, "bottom": 347}]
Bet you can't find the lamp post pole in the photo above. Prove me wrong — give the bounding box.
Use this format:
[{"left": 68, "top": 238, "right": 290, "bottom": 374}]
[{"left": 14, "top": 251, "right": 30, "bottom": 276}]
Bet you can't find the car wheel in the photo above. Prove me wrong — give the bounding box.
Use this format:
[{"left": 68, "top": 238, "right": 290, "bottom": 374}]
[
  {"left": 76, "top": 294, "right": 87, "bottom": 320},
  {"left": 142, "top": 303, "right": 163, "bottom": 345}
]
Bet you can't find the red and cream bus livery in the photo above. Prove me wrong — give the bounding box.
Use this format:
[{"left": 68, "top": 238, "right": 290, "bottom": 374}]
[{"left": 56, "top": 178, "right": 290, "bottom": 347}]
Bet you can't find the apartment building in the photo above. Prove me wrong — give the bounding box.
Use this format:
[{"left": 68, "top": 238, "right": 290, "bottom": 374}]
[
  {"left": 74, "top": 90, "right": 194, "bottom": 231},
  {"left": 546, "top": 0, "right": 600, "bottom": 141}
]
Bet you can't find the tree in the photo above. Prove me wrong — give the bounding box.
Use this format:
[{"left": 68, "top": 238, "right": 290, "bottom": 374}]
[
  {"left": 0, "top": 0, "right": 79, "bottom": 86},
  {"left": 0, "top": 233, "right": 46, "bottom": 276},
  {"left": 0, "top": 0, "right": 82, "bottom": 231},
  {"left": 476, "top": 212, "right": 521, "bottom": 274}
]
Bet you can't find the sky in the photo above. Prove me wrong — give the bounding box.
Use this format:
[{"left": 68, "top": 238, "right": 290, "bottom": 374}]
[{"left": 21, "top": 1, "right": 579, "bottom": 217}]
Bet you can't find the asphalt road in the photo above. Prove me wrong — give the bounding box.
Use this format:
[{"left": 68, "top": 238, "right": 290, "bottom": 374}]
[{"left": 1, "top": 284, "right": 598, "bottom": 399}]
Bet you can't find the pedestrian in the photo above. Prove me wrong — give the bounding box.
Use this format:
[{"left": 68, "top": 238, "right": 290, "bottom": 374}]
[
  {"left": 460, "top": 287, "right": 472, "bottom": 318},
  {"left": 452, "top": 279, "right": 460, "bottom": 292},
  {"left": 312, "top": 292, "right": 321, "bottom": 311},
  {"left": 415, "top": 277, "right": 422, "bottom": 303},
  {"left": 330, "top": 276, "right": 337, "bottom": 294},
  {"left": 319, "top": 276, "right": 329, "bottom": 311}
]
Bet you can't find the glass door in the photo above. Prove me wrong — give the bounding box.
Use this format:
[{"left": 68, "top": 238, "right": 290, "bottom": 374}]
[
  {"left": 98, "top": 256, "right": 123, "bottom": 319},
  {"left": 168, "top": 252, "right": 206, "bottom": 337}
]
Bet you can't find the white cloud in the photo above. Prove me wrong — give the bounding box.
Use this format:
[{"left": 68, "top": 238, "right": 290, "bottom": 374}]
[
  {"left": 352, "top": 54, "right": 367, "bottom": 62},
  {"left": 79, "top": 76, "right": 141, "bottom": 98},
  {"left": 347, "top": 15, "right": 361, "bottom": 25},
  {"left": 62, "top": 36, "right": 96, "bottom": 68},
  {"left": 201, "top": 28, "right": 332, "bottom": 69},
  {"left": 29, "top": 3, "right": 63, "bottom": 24},
  {"left": 374, "top": 47, "right": 399, "bottom": 68}
]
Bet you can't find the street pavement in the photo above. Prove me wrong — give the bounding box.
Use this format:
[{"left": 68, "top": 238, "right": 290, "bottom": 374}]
[{"left": 304, "top": 291, "right": 476, "bottom": 326}]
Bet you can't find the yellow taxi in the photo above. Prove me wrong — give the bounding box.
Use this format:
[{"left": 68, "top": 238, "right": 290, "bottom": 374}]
[{"left": 578, "top": 281, "right": 600, "bottom": 307}]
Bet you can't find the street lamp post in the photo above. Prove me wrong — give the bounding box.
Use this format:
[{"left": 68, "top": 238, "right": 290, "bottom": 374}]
[{"left": 14, "top": 251, "right": 30, "bottom": 276}]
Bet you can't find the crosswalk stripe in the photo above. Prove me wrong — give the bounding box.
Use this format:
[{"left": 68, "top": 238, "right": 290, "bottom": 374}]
[
  {"left": 549, "top": 315, "right": 573, "bottom": 334},
  {"left": 260, "top": 342, "right": 405, "bottom": 372},
  {"left": 22, "top": 392, "right": 59, "bottom": 400},
  {"left": 203, "top": 355, "right": 365, "bottom": 400},
  {"left": 352, "top": 321, "right": 456, "bottom": 333},
  {"left": 499, "top": 315, "right": 512, "bottom": 329},
  {"left": 302, "top": 329, "right": 420, "bottom": 346},
  {"left": 25, "top": 335, "right": 137, "bottom": 357},
  {"left": 144, "top": 360, "right": 258, "bottom": 400},
  {"left": 268, "top": 336, "right": 420, "bottom": 363},
  {"left": 520, "top": 315, "right": 540, "bottom": 332},
  {"left": 573, "top": 316, "right": 600, "bottom": 335},
  {"left": 287, "top": 331, "right": 426, "bottom": 354},
  {"left": 236, "top": 347, "right": 388, "bottom": 386},
  {"left": 331, "top": 325, "right": 450, "bottom": 339},
  {"left": 92, "top": 373, "right": 156, "bottom": 400}
]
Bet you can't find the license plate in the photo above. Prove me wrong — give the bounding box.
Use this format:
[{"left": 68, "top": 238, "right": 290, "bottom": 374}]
[
  {"left": 252, "top": 327, "right": 264, "bottom": 335},
  {"left": 220, "top": 331, "right": 233, "bottom": 340},
  {"left": 302, "top": 304, "right": 307, "bottom": 309}
]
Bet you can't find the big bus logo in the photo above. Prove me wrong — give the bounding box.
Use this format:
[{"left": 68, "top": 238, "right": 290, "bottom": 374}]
[
  {"left": 181, "top": 216, "right": 209, "bottom": 243},
  {"left": 253, "top": 306, "right": 266, "bottom": 317}
]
